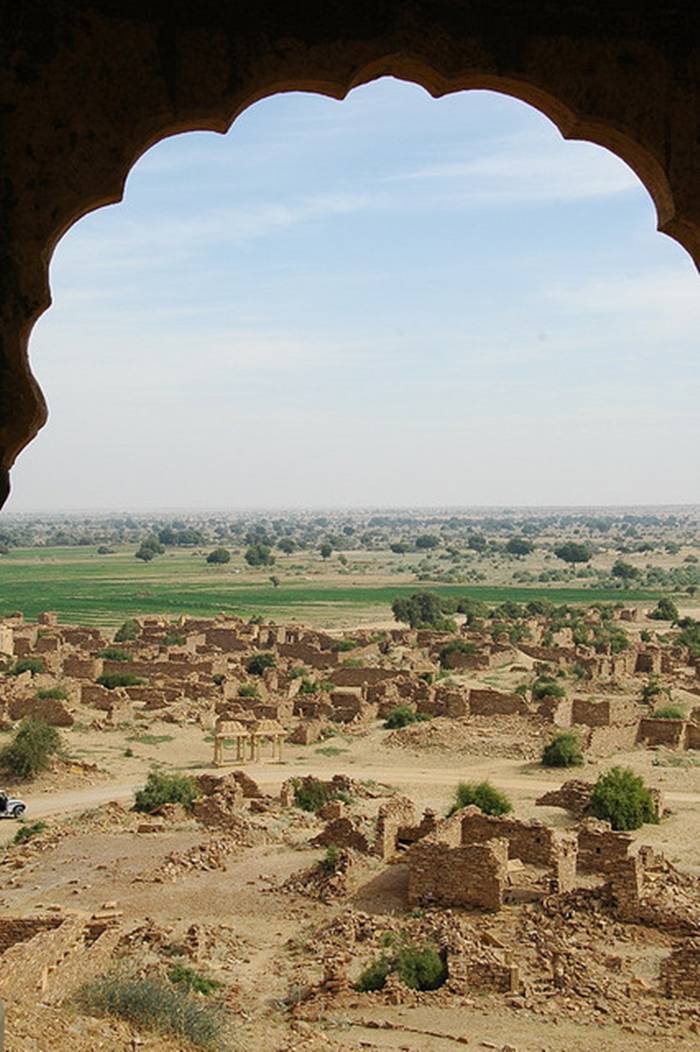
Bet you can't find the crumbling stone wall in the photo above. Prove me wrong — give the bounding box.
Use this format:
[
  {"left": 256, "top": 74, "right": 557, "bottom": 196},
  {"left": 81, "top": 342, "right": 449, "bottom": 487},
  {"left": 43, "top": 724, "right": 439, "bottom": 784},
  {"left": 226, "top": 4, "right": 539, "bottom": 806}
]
[
  {"left": 660, "top": 939, "right": 700, "bottom": 998},
  {"left": 460, "top": 808, "right": 577, "bottom": 891},
  {"left": 0, "top": 915, "right": 64, "bottom": 955},
  {"left": 374, "top": 795, "right": 418, "bottom": 858},
  {"left": 469, "top": 689, "right": 530, "bottom": 716},
  {"left": 407, "top": 838, "right": 508, "bottom": 910},
  {"left": 638, "top": 717, "right": 688, "bottom": 750},
  {"left": 576, "top": 820, "right": 633, "bottom": 874}
]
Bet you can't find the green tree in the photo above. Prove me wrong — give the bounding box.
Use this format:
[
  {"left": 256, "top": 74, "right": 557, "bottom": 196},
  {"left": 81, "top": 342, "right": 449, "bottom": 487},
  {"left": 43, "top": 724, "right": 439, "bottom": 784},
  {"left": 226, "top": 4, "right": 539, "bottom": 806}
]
[
  {"left": 244, "top": 543, "right": 275, "bottom": 567},
  {"left": 506, "top": 537, "right": 534, "bottom": 557},
  {"left": 649, "top": 597, "right": 679, "bottom": 622},
  {"left": 319, "top": 542, "right": 332, "bottom": 560},
  {"left": 554, "top": 541, "right": 594, "bottom": 566},
  {"left": 206, "top": 546, "right": 231, "bottom": 564},
  {"left": 391, "top": 591, "right": 444, "bottom": 628},
  {"left": 415, "top": 534, "right": 439, "bottom": 550},
  {"left": 611, "top": 560, "right": 640, "bottom": 586}
]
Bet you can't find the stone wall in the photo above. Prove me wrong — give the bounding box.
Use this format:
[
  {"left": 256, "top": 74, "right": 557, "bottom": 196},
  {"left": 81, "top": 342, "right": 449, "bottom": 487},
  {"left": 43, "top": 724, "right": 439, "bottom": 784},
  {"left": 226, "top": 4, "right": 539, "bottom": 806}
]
[
  {"left": 660, "top": 939, "right": 700, "bottom": 998},
  {"left": 576, "top": 821, "right": 633, "bottom": 874},
  {"left": 469, "top": 689, "right": 530, "bottom": 716},
  {"left": 460, "top": 808, "right": 577, "bottom": 890},
  {"left": 407, "top": 838, "right": 508, "bottom": 910},
  {"left": 638, "top": 717, "right": 688, "bottom": 749},
  {"left": 374, "top": 795, "right": 418, "bottom": 859},
  {"left": 0, "top": 915, "right": 63, "bottom": 955}
]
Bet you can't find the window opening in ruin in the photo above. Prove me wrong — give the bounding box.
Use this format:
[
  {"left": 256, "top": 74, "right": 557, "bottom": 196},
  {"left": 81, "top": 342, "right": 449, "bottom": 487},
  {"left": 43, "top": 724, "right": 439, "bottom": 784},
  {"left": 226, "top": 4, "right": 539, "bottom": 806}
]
[{"left": 11, "top": 77, "right": 698, "bottom": 512}]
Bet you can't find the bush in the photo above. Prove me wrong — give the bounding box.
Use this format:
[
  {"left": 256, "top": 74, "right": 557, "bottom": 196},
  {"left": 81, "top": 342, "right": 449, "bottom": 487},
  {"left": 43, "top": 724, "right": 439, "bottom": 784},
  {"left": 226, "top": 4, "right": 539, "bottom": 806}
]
[
  {"left": 13, "top": 820, "right": 48, "bottom": 844},
  {"left": 134, "top": 772, "right": 199, "bottom": 814},
  {"left": 36, "top": 685, "right": 68, "bottom": 700},
  {"left": 649, "top": 597, "right": 679, "bottom": 622},
  {"left": 76, "top": 970, "right": 228, "bottom": 1050},
  {"left": 168, "top": 963, "right": 222, "bottom": 996},
  {"left": 99, "top": 647, "right": 132, "bottom": 662},
  {"left": 532, "top": 677, "right": 566, "bottom": 701},
  {"left": 589, "top": 767, "right": 658, "bottom": 831},
  {"left": 114, "top": 619, "right": 139, "bottom": 642},
  {"left": 383, "top": 706, "right": 430, "bottom": 730},
  {"left": 438, "top": 639, "right": 476, "bottom": 667},
  {"left": 447, "top": 780, "right": 512, "bottom": 817},
  {"left": 318, "top": 845, "right": 341, "bottom": 874},
  {"left": 238, "top": 683, "right": 259, "bottom": 698},
  {"left": 292, "top": 778, "right": 351, "bottom": 813},
  {"left": 206, "top": 547, "right": 231, "bottom": 565},
  {"left": 653, "top": 706, "right": 685, "bottom": 720},
  {"left": 245, "top": 652, "right": 276, "bottom": 676},
  {"left": 542, "top": 731, "right": 584, "bottom": 768},
  {"left": 356, "top": 936, "right": 447, "bottom": 993},
  {"left": 7, "top": 657, "right": 45, "bottom": 677},
  {"left": 641, "top": 678, "right": 665, "bottom": 705},
  {"left": 0, "top": 718, "right": 62, "bottom": 779},
  {"left": 96, "top": 673, "right": 144, "bottom": 690}
]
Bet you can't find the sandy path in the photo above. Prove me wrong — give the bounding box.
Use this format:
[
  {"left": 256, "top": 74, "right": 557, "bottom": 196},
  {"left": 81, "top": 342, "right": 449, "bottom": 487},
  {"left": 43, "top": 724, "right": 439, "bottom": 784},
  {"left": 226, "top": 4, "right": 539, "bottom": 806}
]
[{"left": 19, "top": 762, "right": 700, "bottom": 821}]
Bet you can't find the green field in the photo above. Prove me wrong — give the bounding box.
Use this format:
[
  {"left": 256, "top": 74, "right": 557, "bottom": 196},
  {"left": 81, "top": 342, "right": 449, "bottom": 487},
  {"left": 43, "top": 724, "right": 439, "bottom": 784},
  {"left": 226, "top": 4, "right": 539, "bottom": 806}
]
[{"left": 0, "top": 545, "right": 666, "bottom": 628}]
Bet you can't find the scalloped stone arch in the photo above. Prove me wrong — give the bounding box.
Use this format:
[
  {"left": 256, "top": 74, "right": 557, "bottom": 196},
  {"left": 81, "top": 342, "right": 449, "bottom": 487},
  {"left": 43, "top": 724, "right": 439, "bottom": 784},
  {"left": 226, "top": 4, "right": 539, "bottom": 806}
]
[{"left": 1, "top": 3, "right": 698, "bottom": 507}]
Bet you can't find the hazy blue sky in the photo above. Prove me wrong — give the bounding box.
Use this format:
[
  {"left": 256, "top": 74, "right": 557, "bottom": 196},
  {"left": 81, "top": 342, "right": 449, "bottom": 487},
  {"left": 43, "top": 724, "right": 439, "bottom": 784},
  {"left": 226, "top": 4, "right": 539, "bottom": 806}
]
[{"left": 9, "top": 78, "right": 699, "bottom": 511}]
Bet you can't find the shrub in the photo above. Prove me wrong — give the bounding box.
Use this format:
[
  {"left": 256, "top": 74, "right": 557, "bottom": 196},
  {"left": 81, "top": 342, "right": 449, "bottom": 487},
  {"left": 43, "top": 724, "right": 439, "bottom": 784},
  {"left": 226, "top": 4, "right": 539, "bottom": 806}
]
[
  {"left": 332, "top": 639, "right": 358, "bottom": 652},
  {"left": 532, "top": 677, "right": 565, "bottom": 701},
  {"left": 168, "top": 963, "right": 223, "bottom": 996},
  {"left": 447, "top": 780, "right": 512, "bottom": 817},
  {"left": 13, "top": 820, "right": 48, "bottom": 844},
  {"left": 383, "top": 706, "right": 430, "bottom": 730},
  {"left": 206, "top": 546, "right": 231, "bottom": 565},
  {"left": 238, "top": 683, "right": 259, "bottom": 698},
  {"left": 7, "top": 657, "right": 45, "bottom": 677},
  {"left": 96, "top": 673, "right": 145, "bottom": 689},
  {"left": 36, "top": 685, "right": 68, "bottom": 700},
  {"left": 438, "top": 640, "right": 476, "bottom": 667},
  {"left": 134, "top": 771, "right": 199, "bottom": 813},
  {"left": 114, "top": 619, "right": 139, "bottom": 642},
  {"left": 318, "top": 845, "right": 341, "bottom": 874},
  {"left": 649, "top": 598, "right": 679, "bottom": 622},
  {"left": 99, "top": 647, "right": 132, "bottom": 662},
  {"left": 75, "top": 970, "right": 228, "bottom": 1049},
  {"left": 164, "top": 632, "right": 186, "bottom": 646},
  {"left": 589, "top": 767, "right": 658, "bottom": 831},
  {"left": 356, "top": 936, "right": 447, "bottom": 993},
  {"left": 245, "top": 652, "right": 276, "bottom": 676},
  {"left": 542, "top": 731, "right": 584, "bottom": 768},
  {"left": 641, "top": 678, "right": 665, "bottom": 705},
  {"left": 653, "top": 706, "right": 685, "bottom": 720},
  {"left": 292, "top": 778, "right": 351, "bottom": 813},
  {"left": 0, "top": 718, "right": 62, "bottom": 779}
]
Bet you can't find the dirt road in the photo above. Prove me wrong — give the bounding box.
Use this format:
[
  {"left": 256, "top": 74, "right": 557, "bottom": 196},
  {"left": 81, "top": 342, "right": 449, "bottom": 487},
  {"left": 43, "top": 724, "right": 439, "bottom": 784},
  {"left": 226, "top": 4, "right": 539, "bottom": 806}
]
[{"left": 20, "top": 760, "right": 700, "bottom": 822}]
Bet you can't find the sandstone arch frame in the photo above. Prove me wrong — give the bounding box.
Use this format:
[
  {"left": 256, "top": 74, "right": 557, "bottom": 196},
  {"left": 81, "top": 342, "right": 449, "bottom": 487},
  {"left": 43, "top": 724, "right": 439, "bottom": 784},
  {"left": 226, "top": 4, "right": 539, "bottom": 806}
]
[{"left": 1, "top": 1, "right": 698, "bottom": 507}]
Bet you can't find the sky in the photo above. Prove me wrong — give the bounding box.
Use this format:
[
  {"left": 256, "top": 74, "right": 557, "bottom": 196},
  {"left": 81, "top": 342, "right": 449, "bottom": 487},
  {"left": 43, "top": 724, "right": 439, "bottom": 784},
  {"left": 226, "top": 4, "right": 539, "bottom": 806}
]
[{"left": 7, "top": 78, "right": 700, "bottom": 511}]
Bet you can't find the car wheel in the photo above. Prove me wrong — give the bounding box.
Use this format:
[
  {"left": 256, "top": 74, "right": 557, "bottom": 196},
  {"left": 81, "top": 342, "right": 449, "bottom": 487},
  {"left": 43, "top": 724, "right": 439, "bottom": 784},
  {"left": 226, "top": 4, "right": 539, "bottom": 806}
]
[{"left": 11, "top": 804, "right": 25, "bottom": 818}]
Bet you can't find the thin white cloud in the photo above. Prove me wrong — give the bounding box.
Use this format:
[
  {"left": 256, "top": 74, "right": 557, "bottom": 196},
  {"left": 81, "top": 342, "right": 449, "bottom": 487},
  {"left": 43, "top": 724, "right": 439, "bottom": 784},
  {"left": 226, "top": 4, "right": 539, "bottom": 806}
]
[{"left": 386, "top": 133, "right": 640, "bottom": 203}]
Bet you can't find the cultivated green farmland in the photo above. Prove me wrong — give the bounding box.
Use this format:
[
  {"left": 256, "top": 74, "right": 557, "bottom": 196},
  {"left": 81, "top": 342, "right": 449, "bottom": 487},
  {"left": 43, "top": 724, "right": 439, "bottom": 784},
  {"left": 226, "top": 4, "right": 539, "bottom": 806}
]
[{"left": 0, "top": 545, "right": 665, "bottom": 628}]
